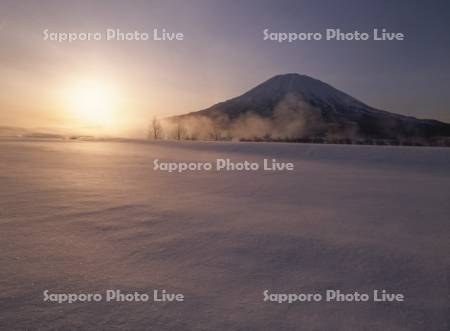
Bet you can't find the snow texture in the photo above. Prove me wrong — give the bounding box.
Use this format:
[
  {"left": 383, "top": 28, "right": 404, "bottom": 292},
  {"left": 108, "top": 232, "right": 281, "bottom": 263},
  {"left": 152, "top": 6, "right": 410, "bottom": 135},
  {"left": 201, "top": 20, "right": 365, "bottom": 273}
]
[{"left": 0, "top": 140, "right": 449, "bottom": 330}]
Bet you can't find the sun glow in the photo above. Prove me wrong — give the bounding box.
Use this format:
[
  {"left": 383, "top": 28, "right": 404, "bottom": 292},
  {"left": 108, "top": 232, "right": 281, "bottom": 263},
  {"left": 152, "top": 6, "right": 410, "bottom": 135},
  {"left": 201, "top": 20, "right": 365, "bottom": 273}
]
[{"left": 64, "top": 78, "right": 120, "bottom": 128}]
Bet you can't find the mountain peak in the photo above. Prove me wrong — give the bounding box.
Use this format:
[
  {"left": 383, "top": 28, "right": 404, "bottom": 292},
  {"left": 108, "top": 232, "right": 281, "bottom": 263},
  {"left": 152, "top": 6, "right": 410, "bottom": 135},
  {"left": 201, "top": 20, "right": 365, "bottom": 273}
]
[
  {"left": 269, "top": 72, "right": 313, "bottom": 80},
  {"left": 240, "top": 73, "right": 359, "bottom": 108},
  {"left": 261, "top": 73, "right": 326, "bottom": 92},
  {"left": 264, "top": 73, "right": 332, "bottom": 85}
]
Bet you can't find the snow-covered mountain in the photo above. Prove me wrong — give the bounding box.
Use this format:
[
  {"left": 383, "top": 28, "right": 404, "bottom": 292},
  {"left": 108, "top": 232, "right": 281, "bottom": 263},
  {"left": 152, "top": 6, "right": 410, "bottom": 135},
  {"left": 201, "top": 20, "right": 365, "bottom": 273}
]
[{"left": 178, "top": 73, "right": 450, "bottom": 141}]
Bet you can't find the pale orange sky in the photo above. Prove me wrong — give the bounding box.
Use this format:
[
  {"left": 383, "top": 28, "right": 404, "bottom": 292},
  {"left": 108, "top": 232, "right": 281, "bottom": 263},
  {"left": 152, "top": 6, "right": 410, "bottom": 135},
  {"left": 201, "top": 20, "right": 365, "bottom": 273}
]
[
  {"left": 0, "top": 1, "right": 267, "bottom": 137},
  {"left": 0, "top": 25, "right": 241, "bottom": 137}
]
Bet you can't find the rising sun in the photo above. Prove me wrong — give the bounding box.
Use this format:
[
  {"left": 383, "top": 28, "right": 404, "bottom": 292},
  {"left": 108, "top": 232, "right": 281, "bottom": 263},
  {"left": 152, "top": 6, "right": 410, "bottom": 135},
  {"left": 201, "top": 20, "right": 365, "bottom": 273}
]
[{"left": 64, "top": 78, "right": 119, "bottom": 127}]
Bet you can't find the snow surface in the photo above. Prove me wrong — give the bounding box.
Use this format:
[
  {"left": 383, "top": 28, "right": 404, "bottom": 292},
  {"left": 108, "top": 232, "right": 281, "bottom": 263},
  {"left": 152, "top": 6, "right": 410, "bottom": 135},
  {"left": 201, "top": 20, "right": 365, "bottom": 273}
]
[{"left": 0, "top": 140, "right": 449, "bottom": 330}]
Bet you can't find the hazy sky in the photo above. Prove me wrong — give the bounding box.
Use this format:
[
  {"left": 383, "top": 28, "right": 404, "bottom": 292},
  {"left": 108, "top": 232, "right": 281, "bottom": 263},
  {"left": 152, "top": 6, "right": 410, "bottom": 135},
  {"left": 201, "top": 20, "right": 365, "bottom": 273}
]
[{"left": 1, "top": 0, "right": 449, "bottom": 136}]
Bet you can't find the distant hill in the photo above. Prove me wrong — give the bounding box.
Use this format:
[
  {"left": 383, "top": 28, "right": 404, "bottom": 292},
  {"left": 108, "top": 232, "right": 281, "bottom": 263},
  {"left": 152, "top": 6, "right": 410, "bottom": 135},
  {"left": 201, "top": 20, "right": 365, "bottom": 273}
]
[
  {"left": 0, "top": 126, "right": 65, "bottom": 139},
  {"left": 0, "top": 126, "right": 31, "bottom": 137}
]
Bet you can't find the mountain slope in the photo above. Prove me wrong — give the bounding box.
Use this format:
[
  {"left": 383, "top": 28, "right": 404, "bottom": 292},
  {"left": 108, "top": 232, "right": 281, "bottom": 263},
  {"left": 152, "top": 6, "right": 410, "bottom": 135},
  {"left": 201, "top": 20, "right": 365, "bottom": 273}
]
[{"left": 175, "top": 74, "right": 450, "bottom": 142}]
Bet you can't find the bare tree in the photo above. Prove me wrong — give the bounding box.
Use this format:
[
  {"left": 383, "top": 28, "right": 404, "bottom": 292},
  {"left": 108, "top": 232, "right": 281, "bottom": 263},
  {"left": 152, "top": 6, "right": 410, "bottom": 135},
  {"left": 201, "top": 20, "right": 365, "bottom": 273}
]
[
  {"left": 209, "top": 122, "right": 221, "bottom": 141},
  {"left": 174, "top": 120, "right": 186, "bottom": 140},
  {"left": 148, "top": 116, "right": 162, "bottom": 140}
]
